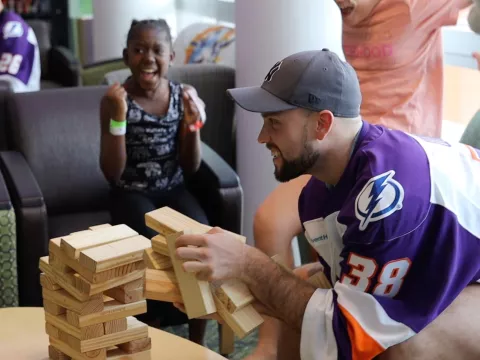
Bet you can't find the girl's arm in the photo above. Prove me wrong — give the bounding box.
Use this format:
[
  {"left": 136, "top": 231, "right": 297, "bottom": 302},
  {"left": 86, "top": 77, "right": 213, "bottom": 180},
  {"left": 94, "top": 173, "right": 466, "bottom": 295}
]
[
  {"left": 99, "top": 83, "right": 128, "bottom": 183},
  {"left": 178, "top": 85, "right": 203, "bottom": 175}
]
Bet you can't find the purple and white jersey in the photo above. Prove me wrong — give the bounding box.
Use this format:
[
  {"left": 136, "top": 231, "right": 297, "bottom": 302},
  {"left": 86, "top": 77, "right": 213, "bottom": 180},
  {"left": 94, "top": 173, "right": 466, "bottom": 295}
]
[
  {"left": 0, "top": 10, "right": 40, "bottom": 92},
  {"left": 298, "top": 121, "right": 480, "bottom": 360}
]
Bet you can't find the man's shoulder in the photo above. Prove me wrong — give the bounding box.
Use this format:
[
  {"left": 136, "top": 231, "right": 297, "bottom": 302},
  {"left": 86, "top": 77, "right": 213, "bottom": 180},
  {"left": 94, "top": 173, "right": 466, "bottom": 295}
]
[
  {"left": 0, "top": 11, "right": 30, "bottom": 42},
  {"left": 339, "top": 129, "right": 434, "bottom": 243}
]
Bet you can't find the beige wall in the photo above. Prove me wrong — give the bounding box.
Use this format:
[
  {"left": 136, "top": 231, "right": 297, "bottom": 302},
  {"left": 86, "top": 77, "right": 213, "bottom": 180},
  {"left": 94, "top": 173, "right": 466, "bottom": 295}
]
[{"left": 443, "top": 65, "right": 480, "bottom": 126}]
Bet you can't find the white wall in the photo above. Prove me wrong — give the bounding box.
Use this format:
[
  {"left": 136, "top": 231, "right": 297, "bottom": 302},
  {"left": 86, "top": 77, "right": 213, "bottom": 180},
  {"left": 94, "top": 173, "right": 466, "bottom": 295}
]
[{"left": 92, "top": 0, "right": 177, "bottom": 62}]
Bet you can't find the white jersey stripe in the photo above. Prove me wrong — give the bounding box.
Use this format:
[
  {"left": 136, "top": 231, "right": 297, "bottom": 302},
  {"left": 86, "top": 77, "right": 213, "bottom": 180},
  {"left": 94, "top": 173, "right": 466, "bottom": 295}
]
[
  {"left": 335, "top": 283, "right": 416, "bottom": 349},
  {"left": 300, "top": 288, "right": 338, "bottom": 360}
]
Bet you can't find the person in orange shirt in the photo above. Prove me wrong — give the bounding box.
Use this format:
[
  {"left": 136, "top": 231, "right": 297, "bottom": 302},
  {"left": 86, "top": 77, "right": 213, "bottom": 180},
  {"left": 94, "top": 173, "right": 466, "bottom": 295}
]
[{"left": 247, "top": 0, "right": 474, "bottom": 359}]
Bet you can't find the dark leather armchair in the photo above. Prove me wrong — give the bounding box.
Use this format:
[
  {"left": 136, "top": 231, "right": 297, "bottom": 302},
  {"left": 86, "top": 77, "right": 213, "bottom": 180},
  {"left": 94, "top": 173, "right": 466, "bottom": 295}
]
[
  {"left": 0, "top": 64, "right": 242, "bottom": 307},
  {"left": 26, "top": 20, "right": 81, "bottom": 88}
]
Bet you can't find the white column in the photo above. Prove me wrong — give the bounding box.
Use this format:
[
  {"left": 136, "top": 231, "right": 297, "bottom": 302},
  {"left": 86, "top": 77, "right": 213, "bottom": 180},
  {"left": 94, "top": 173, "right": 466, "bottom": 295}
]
[
  {"left": 92, "top": 0, "right": 177, "bottom": 63},
  {"left": 235, "top": 0, "right": 344, "bottom": 243}
]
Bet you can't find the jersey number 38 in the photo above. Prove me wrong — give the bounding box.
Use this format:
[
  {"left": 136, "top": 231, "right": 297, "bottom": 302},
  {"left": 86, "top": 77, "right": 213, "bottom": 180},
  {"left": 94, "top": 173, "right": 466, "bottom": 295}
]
[
  {"left": 340, "top": 253, "right": 411, "bottom": 298},
  {"left": 0, "top": 53, "right": 23, "bottom": 75}
]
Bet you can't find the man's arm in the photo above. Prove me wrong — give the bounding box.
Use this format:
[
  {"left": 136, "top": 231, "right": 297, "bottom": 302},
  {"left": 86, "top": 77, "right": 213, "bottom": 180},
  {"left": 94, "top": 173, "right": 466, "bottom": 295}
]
[{"left": 239, "top": 246, "right": 316, "bottom": 332}]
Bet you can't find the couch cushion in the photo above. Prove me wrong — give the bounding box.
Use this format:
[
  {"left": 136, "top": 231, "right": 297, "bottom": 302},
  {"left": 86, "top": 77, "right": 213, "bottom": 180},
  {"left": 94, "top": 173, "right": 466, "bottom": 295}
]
[
  {"left": 6, "top": 86, "right": 111, "bottom": 215},
  {"left": 48, "top": 211, "right": 111, "bottom": 238}
]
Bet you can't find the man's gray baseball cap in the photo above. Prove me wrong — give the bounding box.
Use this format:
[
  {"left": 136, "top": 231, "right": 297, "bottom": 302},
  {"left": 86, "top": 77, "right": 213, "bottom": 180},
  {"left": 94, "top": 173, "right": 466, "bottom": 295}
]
[{"left": 227, "top": 49, "right": 362, "bottom": 117}]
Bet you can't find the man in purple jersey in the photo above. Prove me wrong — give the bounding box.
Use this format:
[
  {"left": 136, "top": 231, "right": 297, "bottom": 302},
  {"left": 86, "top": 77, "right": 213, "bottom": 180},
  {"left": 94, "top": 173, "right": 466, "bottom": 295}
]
[
  {"left": 0, "top": 2, "right": 40, "bottom": 92},
  {"left": 173, "top": 49, "right": 480, "bottom": 359}
]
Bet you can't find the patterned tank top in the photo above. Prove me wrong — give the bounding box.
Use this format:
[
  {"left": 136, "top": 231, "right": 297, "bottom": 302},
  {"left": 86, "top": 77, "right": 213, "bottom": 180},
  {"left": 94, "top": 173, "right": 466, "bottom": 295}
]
[{"left": 115, "top": 81, "right": 184, "bottom": 193}]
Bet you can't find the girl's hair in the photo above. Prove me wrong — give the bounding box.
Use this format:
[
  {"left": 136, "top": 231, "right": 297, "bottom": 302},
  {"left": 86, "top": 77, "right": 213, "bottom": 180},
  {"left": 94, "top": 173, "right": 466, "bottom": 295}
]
[{"left": 126, "top": 19, "right": 173, "bottom": 47}]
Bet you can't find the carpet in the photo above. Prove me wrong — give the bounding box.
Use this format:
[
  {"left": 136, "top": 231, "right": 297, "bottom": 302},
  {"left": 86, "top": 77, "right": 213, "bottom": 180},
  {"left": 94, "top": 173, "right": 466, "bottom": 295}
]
[{"left": 163, "top": 321, "right": 259, "bottom": 359}]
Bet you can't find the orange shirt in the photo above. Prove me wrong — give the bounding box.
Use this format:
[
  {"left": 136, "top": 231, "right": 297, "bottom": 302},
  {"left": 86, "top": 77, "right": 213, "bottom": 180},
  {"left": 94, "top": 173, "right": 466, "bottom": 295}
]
[{"left": 343, "top": 0, "right": 470, "bottom": 137}]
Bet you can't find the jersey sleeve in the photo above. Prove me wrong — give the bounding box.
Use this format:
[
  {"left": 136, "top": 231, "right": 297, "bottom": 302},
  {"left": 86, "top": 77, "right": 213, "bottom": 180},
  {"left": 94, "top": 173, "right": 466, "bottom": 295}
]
[
  {"left": 0, "top": 21, "right": 40, "bottom": 92},
  {"left": 300, "top": 145, "right": 480, "bottom": 359},
  {"left": 408, "top": 0, "right": 472, "bottom": 29}
]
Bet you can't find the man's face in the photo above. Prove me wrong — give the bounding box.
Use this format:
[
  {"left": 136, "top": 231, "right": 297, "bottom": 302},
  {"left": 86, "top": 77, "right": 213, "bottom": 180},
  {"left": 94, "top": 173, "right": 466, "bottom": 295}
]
[{"left": 258, "top": 109, "right": 320, "bottom": 182}]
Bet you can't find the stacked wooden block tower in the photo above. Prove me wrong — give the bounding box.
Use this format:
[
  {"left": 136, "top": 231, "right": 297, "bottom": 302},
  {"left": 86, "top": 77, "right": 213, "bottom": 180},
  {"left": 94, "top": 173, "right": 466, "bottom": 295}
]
[
  {"left": 143, "top": 206, "right": 264, "bottom": 343},
  {"left": 39, "top": 223, "right": 153, "bottom": 360}
]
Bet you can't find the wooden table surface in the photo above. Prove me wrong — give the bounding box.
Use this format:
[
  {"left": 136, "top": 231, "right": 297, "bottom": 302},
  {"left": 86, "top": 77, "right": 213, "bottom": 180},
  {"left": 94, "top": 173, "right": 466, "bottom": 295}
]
[{"left": 0, "top": 307, "right": 226, "bottom": 360}]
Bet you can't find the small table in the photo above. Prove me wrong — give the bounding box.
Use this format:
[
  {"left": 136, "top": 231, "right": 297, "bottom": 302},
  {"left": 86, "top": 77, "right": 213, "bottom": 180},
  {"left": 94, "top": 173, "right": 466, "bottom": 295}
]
[{"left": 0, "top": 307, "right": 226, "bottom": 360}]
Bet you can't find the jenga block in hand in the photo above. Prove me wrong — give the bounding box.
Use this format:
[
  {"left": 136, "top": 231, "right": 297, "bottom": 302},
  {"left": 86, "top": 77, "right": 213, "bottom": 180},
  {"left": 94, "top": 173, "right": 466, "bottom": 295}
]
[
  {"left": 144, "top": 268, "right": 182, "bottom": 303},
  {"left": 216, "top": 279, "right": 255, "bottom": 313},
  {"left": 143, "top": 247, "right": 172, "bottom": 270},
  {"left": 150, "top": 235, "right": 169, "bottom": 256},
  {"left": 213, "top": 291, "right": 263, "bottom": 339},
  {"left": 146, "top": 206, "right": 247, "bottom": 243},
  {"left": 165, "top": 231, "right": 216, "bottom": 319}
]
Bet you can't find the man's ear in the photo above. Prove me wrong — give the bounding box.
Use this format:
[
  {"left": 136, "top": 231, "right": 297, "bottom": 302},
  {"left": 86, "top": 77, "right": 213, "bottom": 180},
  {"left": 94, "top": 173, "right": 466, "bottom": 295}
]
[
  {"left": 122, "top": 48, "right": 128, "bottom": 66},
  {"left": 170, "top": 50, "right": 176, "bottom": 65},
  {"left": 315, "top": 110, "right": 334, "bottom": 141}
]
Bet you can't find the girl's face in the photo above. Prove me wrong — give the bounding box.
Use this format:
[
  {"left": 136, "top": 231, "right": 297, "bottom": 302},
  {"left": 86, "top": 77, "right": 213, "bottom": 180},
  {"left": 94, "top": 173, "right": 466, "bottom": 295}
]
[{"left": 124, "top": 26, "right": 174, "bottom": 90}]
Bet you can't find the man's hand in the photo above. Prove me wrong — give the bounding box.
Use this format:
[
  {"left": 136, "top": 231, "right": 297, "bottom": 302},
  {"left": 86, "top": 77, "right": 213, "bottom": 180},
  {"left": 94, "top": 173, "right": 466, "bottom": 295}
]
[{"left": 175, "top": 227, "right": 249, "bottom": 281}]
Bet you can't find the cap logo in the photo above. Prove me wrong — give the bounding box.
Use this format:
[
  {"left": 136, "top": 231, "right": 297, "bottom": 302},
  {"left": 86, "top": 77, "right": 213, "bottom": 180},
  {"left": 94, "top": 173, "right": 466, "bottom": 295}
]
[{"left": 264, "top": 61, "right": 282, "bottom": 82}]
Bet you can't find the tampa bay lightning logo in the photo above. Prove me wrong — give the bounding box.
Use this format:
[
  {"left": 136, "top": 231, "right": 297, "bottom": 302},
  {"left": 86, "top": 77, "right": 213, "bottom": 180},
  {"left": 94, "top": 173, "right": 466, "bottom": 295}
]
[{"left": 355, "top": 170, "right": 404, "bottom": 231}]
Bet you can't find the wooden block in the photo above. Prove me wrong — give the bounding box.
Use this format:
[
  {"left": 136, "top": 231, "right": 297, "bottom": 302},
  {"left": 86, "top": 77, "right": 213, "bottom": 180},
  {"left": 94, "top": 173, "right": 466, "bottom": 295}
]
[
  {"left": 50, "top": 238, "right": 145, "bottom": 284},
  {"left": 74, "top": 268, "right": 145, "bottom": 296},
  {"left": 166, "top": 231, "right": 216, "bottom": 319},
  {"left": 45, "top": 312, "right": 104, "bottom": 340},
  {"left": 61, "top": 224, "right": 138, "bottom": 259},
  {"left": 50, "top": 253, "right": 74, "bottom": 274},
  {"left": 48, "top": 345, "right": 72, "bottom": 360},
  {"left": 143, "top": 247, "right": 172, "bottom": 270},
  {"left": 216, "top": 279, "right": 254, "bottom": 313},
  {"left": 48, "top": 317, "right": 147, "bottom": 353},
  {"left": 219, "top": 324, "right": 235, "bottom": 355},
  {"left": 89, "top": 224, "right": 112, "bottom": 231},
  {"left": 66, "top": 299, "right": 147, "bottom": 328},
  {"left": 49, "top": 337, "right": 107, "bottom": 360},
  {"left": 70, "top": 230, "right": 95, "bottom": 236},
  {"left": 120, "top": 278, "right": 144, "bottom": 291},
  {"left": 40, "top": 256, "right": 90, "bottom": 301},
  {"left": 150, "top": 235, "right": 169, "bottom": 256},
  {"left": 213, "top": 291, "right": 263, "bottom": 339},
  {"left": 79, "top": 235, "right": 152, "bottom": 272},
  {"left": 42, "top": 287, "right": 104, "bottom": 315},
  {"left": 107, "top": 348, "right": 151, "bottom": 359},
  {"left": 117, "top": 337, "right": 151, "bottom": 354},
  {"left": 144, "top": 268, "right": 182, "bottom": 303},
  {"left": 105, "top": 287, "right": 144, "bottom": 304},
  {"left": 104, "top": 318, "right": 128, "bottom": 334},
  {"left": 40, "top": 272, "right": 61, "bottom": 290},
  {"left": 44, "top": 299, "right": 66, "bottom": 315},
  {"left": 146, "top": 207, "right": 247, "bottom": 243},
  {"left": 82, "top": 317, "right": 148, "bottom": 352}
]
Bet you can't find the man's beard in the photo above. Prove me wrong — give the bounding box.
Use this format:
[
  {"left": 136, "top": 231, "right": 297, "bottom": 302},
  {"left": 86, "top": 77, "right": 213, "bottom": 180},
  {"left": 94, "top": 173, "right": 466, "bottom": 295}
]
[{"left": 274, "top": 144, "right": 319, "bottom": 182}]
